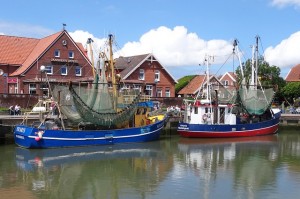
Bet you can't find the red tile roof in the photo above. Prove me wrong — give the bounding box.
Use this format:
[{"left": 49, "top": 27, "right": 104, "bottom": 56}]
[
  {"left": 285, "top": 64, "right": 300, "bottom": 82},
  {"left": 0, "top": 35, "right": 39, "bottom": 65},
  {"left": 178, "top": 75, "right": 206, "bottom": 95},
  {"left": 10, "top": 31, "right": 63, "bottom": 76}
]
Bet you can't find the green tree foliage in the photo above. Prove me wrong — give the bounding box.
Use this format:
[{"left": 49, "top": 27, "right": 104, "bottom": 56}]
[
  {"left": 282, "top": 82, "right": 300, "bottom": 103},
  {"left": 175, "top": 75, "right": 196, "bottom": 93}
]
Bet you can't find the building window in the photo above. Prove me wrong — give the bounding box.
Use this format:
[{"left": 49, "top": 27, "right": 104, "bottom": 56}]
[
  {"left": 29, "top": 84, "right": 36, "bottom": 94},
  {"left": 156, "top": 88, "right": 162, "bottom": 97},
  {"left": 165, "top": 87, "right": 170, "bottom": 97},
  {"left": 145, "top": 85, "right": 152, "bottom": 96},
  {"left": 45, "top": 65, "right": 53, "bottom": 74},
  {"left": 139, "top": 69, "right": 145, "bottom": 80},
  {"left": 61, "top": 65, "right": 67, "bottom": 75},
  {"left": 75, "top": 66, "right": 82, "bottom": 76},
  {"left": 69, "top": 51, "right": 74, "bottom": 58},
  {"left": 223, "top": 80, "right": 229, "bottom": 87},
  {"left": 155, "top": 70, "right": 160, "bottom": 82},
  {"left": 54, "top": 50, "right": 60, "bottom": 57}
]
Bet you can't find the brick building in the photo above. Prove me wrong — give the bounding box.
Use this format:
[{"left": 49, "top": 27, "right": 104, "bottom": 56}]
[
  {"left": 0, "top": 30, "right": 93, "bottom": 96},
  {"left": 115, "top": 53, "right": 177, "bottom": 97}
]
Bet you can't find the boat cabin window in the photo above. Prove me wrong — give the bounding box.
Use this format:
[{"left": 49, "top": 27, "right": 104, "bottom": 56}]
[{"left": 194, "top": 107, "right": 198, "bottom": 114}]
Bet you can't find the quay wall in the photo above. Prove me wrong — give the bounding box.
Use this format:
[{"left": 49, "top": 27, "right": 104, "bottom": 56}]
[{"left": 0, "top": 93, "right": 39, "bottom": 110}]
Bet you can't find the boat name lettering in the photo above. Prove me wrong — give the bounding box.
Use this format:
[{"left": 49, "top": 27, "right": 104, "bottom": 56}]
[
  {"left": 16, "top": 135, "right": 24, "bottom": 139},
  {"left": 16, "top": 127, "right": 26, "bottom": 133},
  {"left": 141, "top": 127, "right": 150, "bottom": 134},
  {"left": 157, "top": 123, "right": 164, "bottom": 128},
  {"left": 178, "top": 124, "right": 189, "bottom": 130}
]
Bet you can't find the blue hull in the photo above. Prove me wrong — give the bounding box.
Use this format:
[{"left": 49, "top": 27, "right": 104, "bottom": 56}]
[
  {"left": 14, "top": 118, "right": 166, "bottom": 149},
  {"left": 178, "top": 112, "right": 281, "bottom": 138}
]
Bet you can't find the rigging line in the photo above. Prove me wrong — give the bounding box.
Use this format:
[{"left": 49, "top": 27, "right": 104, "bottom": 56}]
[{"left": 214, "top": 53, "right": 234, "bottom": 77}]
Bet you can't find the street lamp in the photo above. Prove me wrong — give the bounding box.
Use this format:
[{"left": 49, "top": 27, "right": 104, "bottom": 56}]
[{"left": 40, "top": 65, "right": 45, "bottom": 98}]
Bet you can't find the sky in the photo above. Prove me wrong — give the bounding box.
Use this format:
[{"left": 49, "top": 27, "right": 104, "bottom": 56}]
[{"left": 1, "top": 0, "right": 300, "bottom": 80}]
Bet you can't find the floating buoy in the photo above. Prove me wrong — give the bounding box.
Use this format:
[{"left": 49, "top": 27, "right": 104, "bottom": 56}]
[{"left": 35, "top": 137, "right": 41, "bottom": 141}]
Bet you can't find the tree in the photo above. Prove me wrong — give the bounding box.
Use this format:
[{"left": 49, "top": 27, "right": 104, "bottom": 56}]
[
  {"left": 235, "top": 56, "right": 286, "bottom": 102},
  {"left": 282, "top": 82, "right": 300, "bottom": 104}
]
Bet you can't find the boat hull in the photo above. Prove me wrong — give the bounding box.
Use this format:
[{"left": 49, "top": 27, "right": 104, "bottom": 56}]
[
  {"left": 178, "top": 112, "right": 280, "bottom": 138},
  {"left": 14, "top": 117, "right": 166, "bottom": 149}
]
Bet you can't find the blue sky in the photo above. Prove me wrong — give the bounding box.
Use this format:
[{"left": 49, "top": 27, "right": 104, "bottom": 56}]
[{"left": 1, "top": 0, "right": 300, "bottom": 79}]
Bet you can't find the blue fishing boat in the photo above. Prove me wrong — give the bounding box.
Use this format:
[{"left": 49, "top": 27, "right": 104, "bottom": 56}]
[{"left": 14, "top": 35, "right": 166, "bottom": 148}]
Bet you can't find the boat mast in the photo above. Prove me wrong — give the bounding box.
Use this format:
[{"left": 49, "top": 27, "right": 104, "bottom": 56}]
[
  {"left": 204, "top": 54, "right": 213, "bottom": 102},
  {"left": 108, "top": 34, "right": 117, "bottom": 110},
  {"left": 250, "top": 35, "right": 259, "bottom": 89},
  {"left": 87, "top": 38, "right": 96, "bottom": 78},
  {"left": 255, "top": 35, "right": 259, "bottom": 87}
]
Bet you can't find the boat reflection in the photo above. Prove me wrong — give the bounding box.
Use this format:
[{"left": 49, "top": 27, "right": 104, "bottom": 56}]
[
  {"left": 15, "top": 142, "right": 163, "bottom": 171},
  {"left": 178, "top": 135, "right": 279, "bottom": 198},
  {"left": 14, "top": 141, "right": 173, "bottom": 199}
]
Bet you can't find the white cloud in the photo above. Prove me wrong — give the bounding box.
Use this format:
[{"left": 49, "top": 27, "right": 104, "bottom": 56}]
[
  {"left": 0, "top": 20, "right": 53, "bottom": 38},
  {"left": 271, "top": 0, "right": 300, "bottom": 8},
  {"left": 70, "top": 26, "right": 300, "bottom": 78},
  {"left": 265, "top": 31, "right": 300, "bottom": 68},
  {"left": 70, "top": 26, "right": 234, "bottom": 72},
  {"left": 69, "top": 30, "right": 107, "bottom": 63},
  {"left": 115, "top": 26, "right": 233, "bottom": 67}
]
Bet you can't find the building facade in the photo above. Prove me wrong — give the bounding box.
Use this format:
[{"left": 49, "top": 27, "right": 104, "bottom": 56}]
[
  {"left": 0, "top": 30, "right": 93, "bottom": 97},
  {"left": 115, "top": 54, "right": 177, "bottom": 97}
]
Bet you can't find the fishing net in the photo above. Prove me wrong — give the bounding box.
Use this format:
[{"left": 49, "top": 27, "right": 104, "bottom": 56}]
[{"left": 239, "top": 86, "right": 274, "bottom": 115}]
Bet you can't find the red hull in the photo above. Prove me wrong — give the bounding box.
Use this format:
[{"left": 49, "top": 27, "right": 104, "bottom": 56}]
[{"left": 178, "top": 124, "right": 279, "bottom": 138}]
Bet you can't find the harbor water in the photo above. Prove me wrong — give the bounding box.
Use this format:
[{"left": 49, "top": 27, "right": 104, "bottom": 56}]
[{"left": 1, "top": 128, "right": 300, "bottom": 199}]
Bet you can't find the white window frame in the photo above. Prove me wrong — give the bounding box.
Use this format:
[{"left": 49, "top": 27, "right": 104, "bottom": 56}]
[
  {"left": 45, "top": 65, "right": 53, "bottom": 75},
  {"left": 139, "top": 69, "right": 145, "bottom": 80},
  {"left": 69, "top": 51, "right": 74, "bottom": 59},
  {"left": 165, "top": 88, "right": 170, "bottom": 97},
  {"left": 156, "top": 88, "right": 162, "bottom": 97},
  {"left": 75, "top": 66, "right": 82, "bottom": 76},
  {"left": 223, "top": 80, "right": 229, "bottom": 87},
  {"left": 61, "top": 65, "right": 68, "bottom": 76},
  {"left": 54, "top": 49, "right": 60, "bottom": 57},
  {"left": 29, "top": 83, "right": 36, "bottom": 94},
  {"left": 145, "top": 85, "right": 153, "bottom": 96},
  {"left": 155, "top": 70, "right": 160, "bottom": 82}
]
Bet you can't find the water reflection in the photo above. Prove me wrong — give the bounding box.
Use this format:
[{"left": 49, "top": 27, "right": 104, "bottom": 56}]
[
  {"left": 1, "top": 131, "right": 300, "bottom": 199},
  {"left": 177, "top": 136, "right": 280, "bottom": 199},
  {"left": 14, "top": 142, "right": 172, "bottom": 199}
]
